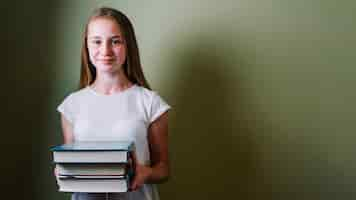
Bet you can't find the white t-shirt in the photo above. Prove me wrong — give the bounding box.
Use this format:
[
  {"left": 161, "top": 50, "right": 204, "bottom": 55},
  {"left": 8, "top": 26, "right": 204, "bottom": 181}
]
[{"left": 57, "top": 84, "right": 171, "bottom": 200}]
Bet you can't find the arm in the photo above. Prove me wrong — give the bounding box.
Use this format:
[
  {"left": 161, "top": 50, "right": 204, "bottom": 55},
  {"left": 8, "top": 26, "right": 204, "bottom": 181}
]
[
  {"left": 130, "top": 111, "right": 170, "bottom": 190},
  {"left": 54, "top": 114, "right": 74, "bottom": 177},
  {"left": 147, "top": 110, "right": 170, "bottom": 183},
  {"left": 60, "top": 114, "right": 74, "bottom": 144}
]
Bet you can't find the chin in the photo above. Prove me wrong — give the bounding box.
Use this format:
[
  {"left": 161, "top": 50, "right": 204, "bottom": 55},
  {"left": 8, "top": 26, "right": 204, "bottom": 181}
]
[
  {"left": 96, "top": 64, "right": 121, "bottom": 73},
  {"left": 97, "top": 64, "right": 112, "bottom": 69}
]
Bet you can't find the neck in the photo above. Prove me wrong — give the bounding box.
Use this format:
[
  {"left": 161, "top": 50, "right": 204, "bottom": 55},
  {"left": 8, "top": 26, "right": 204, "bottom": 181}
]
[{"left": 91, "top": 69, "right": 133, "bottom": 95}]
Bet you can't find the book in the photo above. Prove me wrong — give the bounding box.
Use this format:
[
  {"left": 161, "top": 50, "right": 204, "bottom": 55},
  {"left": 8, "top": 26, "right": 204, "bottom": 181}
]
[
  {"left": 57, "top": 175, "right": 130, "bottom": 193},
  {"left": 56, "top": 163, "right": 127, "bottom": 176},
  {"left": 58, "top": 175, "right": 126, "bottom": 179},
  {"left": 50, "top": 141, "right": 134, "bottom": 163}
]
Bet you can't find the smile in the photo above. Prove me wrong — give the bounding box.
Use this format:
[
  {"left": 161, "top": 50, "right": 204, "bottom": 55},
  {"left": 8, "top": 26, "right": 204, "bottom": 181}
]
[{"left": 99, "top": 59, "right": 115, "bottom": 62}]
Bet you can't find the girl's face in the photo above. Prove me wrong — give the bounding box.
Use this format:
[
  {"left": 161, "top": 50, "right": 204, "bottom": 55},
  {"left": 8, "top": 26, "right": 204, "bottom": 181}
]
[{"left": 87, "top": 17, "right": 127, "bottom": 74}]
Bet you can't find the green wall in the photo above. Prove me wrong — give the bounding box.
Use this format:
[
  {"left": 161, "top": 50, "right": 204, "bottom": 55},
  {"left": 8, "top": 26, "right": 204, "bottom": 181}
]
[
  {"left": 3, "top": 0, "right": 356, "bottom": 200},
  {"left": 1, "top": 1, "right": 60, "bottom": 200}
]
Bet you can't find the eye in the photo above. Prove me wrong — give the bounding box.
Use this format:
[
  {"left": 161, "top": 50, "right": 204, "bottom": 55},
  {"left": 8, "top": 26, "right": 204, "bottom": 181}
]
[
  {"left": 93, "top": 40, "right": 101, "bottom": 45},
  {"left": 88, "top": 39, "right": 101, "bottom": 46},
  {"left": 112, "top": 39, "right": 123, "bottom": 45}
]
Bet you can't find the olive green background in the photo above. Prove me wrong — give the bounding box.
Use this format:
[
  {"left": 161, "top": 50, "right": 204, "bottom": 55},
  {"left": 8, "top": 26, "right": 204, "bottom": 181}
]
[{"left": 2, "top": 0, "right": 356, "bottom": 199}]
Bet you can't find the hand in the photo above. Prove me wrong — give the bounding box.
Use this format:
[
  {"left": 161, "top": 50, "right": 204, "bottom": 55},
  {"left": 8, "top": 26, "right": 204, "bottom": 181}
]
[
  {"left": 130, "top": 154, "right": 153, "bottom": 191},
  {"left": 54, "top": 166, "right": 60, "bottom": 187},
  {"left": 53, "top": 166, "right": 59, "bottom": 177}
]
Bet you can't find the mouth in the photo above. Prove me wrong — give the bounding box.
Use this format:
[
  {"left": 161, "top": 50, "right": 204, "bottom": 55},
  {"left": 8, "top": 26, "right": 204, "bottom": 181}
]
[{"left": 99, "top": 59, "right": 115, "bottom": 63}]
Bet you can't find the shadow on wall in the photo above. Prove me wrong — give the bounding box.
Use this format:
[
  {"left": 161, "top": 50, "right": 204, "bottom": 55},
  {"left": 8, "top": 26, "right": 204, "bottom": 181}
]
[
  {"left": 1, "top": 1, "right": 59, "bottom": 200},
  {"left": 159, "top": 31, "right": 274, "bottom": 200}
]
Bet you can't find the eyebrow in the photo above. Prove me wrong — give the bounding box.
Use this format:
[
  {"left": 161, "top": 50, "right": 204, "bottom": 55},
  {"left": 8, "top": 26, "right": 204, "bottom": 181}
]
[{"left": 88, "top": 35, "right": 122, "bottom": 39}]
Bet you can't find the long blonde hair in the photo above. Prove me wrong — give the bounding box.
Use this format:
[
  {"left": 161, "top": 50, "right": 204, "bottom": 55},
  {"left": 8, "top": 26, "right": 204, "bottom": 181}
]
[{"left": 79, "top": 7, "right": 151, "bottom": 90}]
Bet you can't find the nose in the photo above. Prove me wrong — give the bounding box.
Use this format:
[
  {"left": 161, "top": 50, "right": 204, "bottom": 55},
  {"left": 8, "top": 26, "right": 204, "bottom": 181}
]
[{"left": 100, "top": 42, "right": 113, "bottom": 56}]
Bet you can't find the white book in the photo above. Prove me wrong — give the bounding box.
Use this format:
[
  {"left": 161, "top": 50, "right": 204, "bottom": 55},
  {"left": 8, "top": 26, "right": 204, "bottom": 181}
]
[
  {"left": 56, "top": 163, "right": 126, "bottom": 176},
  {"left": 57, "top": 176, "right": 130, "bottom": 193},
  {"left": 58, "top": 175, "right": 126, "bottom": 179}
]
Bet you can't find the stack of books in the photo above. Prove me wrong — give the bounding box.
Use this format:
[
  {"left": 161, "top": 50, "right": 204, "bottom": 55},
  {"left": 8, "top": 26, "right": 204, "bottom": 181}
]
[{"left": 50, "top": 141, "right": 135, "bottom": 193}]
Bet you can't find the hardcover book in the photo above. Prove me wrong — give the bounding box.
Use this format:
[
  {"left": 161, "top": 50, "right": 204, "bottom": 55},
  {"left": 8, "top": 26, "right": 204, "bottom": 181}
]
[
  {"left": 57, "top": 175, "right": 130, "bottom": 193},
  {"left": 50, "top": 141, "right": 134, "bottom": 163},
  {"left": 51, "top": 141, "right": 135, "bottom": 193},
  {"left": 56, "top": 163, "right": 127, "bottom": 176}
]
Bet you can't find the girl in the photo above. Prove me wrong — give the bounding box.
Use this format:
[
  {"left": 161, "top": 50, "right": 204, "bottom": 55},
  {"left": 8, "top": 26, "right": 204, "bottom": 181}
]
[{"left": 56, "top": 7, "right": 171, "bottom": 200}]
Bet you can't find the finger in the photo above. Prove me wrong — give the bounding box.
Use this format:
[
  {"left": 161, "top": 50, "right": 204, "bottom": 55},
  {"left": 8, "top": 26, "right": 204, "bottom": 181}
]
[
  {"left": 130, "top": 175, "right": 144, "bottom": 191},
  {"left": 128, "top": 151, "right": 137, "bottom": 173},
  {"left": 54, "top": 166, "right": 58, "bottom": 176},
  {"left": 131, "top": 151, "right": 139, "bottom": 166},
  {"left": 130, "top": 179, "right": 138, "bottom": 191}
]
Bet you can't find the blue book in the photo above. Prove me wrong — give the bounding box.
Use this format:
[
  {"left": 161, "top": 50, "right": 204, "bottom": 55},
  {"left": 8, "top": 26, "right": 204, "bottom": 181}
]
[{"left": 50, "top": 141, "right": 135, "bottom": 164}]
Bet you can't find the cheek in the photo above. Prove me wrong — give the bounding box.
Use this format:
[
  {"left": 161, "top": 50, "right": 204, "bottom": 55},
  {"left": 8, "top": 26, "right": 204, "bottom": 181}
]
[
  {"left": 115, "top": 48, "right": 127, "bottom": 61},
  {"left": 87, "top": 48, "right": 97, "bottom": 62},
  {"left": 119, "top": 49, "right": 126, "bottom": 59}
]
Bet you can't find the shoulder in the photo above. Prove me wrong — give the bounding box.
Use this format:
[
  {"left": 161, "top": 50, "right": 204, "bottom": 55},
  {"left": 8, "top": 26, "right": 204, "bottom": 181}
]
[
  {"left": 133, "top": 85, "right": 171, "bottom": 121},
  {"left": 132, "top": 85, "right": 170, "bottom": 109},
  {"left": 57, "top": 87, "right": 92, "bottom": 122},
  {"left": 133, "top": 85, "right": 158, "bottom": 100},
  {"left": 59, "top": 87, "right": 92, "bottom": 107},
  {"left": 65, "top": 87, "right": 92, "bottom": 100}
]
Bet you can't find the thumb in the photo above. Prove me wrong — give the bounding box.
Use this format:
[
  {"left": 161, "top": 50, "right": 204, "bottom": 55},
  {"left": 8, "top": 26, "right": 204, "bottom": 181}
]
[{"left": 130, "top": 176, "right": 139, "bottom": 191}]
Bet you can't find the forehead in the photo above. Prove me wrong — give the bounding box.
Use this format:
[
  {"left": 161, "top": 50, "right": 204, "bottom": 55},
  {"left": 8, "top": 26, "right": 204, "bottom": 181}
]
[{"left": 87, "top": 16, "right": 123, "bottom": 37}]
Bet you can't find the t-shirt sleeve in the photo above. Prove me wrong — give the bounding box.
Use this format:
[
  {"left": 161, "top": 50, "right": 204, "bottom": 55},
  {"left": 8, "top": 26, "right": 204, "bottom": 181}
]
[
  {"left": 149, "top": 92, "right": 171, "bottom": 123},
  {"left": 57, "top": 94, "right": 76, "bottom": 123}
]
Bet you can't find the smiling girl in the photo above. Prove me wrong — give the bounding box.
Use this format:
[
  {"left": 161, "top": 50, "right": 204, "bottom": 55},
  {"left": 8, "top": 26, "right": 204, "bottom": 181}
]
[{"left": 56, "top": 7, "right": 171, "bottom": 200}]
